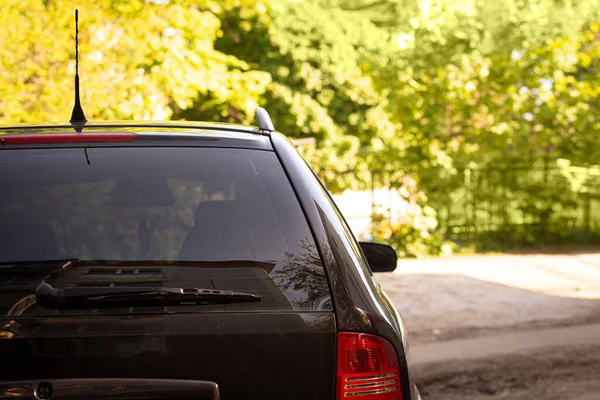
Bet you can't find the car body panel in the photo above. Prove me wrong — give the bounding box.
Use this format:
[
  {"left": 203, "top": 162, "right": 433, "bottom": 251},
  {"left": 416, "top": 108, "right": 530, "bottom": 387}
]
[
  {"left": 270, "top": 132, "right": 420, "bottom": 399},
  {"left": 0, "top": 121, "right": 419, "bottom": 399},
  {"left": 0, "top": 121, "right": 260, "bottom": 134},
  {"left": 0, "top": 379, "right": 220, "bottom": 400},
  {"left": 0, "top": 125, "right": 272, "bottom": 150},
  {"left": 0, "top": 313, "right": 336, "bottom": 400}
]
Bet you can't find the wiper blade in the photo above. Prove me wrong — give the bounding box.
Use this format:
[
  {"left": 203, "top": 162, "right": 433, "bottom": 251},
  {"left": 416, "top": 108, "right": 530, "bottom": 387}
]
[{"left": 36, "top": 282, "right": 261, "bottom": 310}]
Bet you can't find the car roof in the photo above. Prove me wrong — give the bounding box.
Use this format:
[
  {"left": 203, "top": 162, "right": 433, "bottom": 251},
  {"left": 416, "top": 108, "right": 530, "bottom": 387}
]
[
  {"left": 0, "top": 121, "right": 274, "bottom": 150},
  {"left": 0, "top": 120, "right": 259, "bottom": 133}
]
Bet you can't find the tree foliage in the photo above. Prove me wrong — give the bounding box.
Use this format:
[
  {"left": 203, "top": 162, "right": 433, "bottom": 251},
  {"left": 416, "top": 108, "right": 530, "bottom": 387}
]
[
  {"left": 2, "top": 0, "right": 600, "bottom": 254},
  {"left": 212, "top": 0, "right": 398, "bottom": 190},
  {"left": 0, "top": 0, "right": 270, "bottom": 123}
]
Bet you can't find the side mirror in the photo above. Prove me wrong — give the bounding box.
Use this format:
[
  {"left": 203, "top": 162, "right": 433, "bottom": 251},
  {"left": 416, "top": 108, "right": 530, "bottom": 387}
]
[{"left": 359, "top": 242, "right": 397, "bottom": 273}]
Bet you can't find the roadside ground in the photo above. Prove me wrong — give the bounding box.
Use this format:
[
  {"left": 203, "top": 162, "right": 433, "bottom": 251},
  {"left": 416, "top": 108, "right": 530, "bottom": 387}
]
[{"left": 377, "top": 253, "right": 600, "bottom": 400}]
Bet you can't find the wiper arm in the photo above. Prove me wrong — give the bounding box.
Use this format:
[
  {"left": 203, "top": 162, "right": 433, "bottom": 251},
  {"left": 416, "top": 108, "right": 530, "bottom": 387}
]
[{"left": 35, "top": 282, "right": 261, "bottom": 310}]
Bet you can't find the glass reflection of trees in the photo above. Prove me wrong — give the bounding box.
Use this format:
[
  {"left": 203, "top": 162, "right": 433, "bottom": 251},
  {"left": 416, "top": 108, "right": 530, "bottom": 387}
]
[{"left": 273, "top": 238, "right": 332, "bottom": 311}]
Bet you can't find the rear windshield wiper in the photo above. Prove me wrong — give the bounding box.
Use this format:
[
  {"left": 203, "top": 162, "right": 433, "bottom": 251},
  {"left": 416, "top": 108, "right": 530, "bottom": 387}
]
[{"left": 36, "top": 282, "right": 261, "bottom": 310}]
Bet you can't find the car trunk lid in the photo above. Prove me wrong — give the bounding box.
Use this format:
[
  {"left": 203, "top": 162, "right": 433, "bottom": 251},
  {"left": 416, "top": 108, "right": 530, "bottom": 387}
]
[{"left": 0, "top": 312, "right": 336, "bottom": 399}]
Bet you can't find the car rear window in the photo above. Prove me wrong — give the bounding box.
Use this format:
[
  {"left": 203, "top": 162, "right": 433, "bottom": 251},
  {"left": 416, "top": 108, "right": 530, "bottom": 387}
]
[{"left": 0, "top": 146, "right": 332, "bottom": 315}]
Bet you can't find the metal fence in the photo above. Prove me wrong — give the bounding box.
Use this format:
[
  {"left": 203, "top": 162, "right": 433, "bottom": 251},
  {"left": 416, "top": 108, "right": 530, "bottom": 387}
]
[
  {"left": 426, "top": 161, "right": 600, "bottom": 248},
  {"left": 325, "top": 156, "right": 600, "bottom": 251}
]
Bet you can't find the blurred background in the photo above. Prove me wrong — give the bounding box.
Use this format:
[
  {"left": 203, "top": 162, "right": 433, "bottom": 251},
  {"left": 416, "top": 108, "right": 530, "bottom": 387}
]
[
  {"left": 2, "top": 0, "right": 600, "bottom": 398},
  {"left": 2, "top": 0, "right": 600, "bottom": 257}
]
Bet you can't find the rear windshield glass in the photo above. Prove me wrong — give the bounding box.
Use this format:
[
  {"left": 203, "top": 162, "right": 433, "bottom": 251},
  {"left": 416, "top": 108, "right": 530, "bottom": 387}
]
[{"left": 0, "top": 146, "right": 331, "bottom": 315}]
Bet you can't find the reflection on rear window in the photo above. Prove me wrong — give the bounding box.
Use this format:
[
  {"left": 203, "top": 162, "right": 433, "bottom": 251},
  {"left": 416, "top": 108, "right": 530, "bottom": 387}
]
[{"left": 0, "top": 147, "right": 331, "bottom": 314}]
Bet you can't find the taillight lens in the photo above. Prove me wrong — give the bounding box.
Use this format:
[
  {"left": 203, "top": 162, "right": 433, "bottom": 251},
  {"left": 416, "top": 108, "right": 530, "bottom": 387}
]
[{"left": 337, "top": 332, "right": 402, "bottom": 399}]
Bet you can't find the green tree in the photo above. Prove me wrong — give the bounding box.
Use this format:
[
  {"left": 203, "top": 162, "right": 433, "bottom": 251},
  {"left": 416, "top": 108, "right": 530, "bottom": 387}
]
[
  {"left": 0, "top": 0, "right": 270, "bottom": 123},
  {"left": 212, "top": 0, "right": 398, "bottom": 191}
]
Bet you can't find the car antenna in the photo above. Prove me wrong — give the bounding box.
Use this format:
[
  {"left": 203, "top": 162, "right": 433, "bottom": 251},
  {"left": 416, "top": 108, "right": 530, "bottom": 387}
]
[{"left": 70, "top": 9, "right": 87, "bottom": 133}]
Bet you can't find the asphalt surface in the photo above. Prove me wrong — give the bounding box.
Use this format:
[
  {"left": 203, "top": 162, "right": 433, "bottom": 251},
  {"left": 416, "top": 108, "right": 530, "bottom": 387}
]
[
  {"left": 413, "top": 341, "right": 600, "bottom": 400},
  {"left": 377, "top": 253, "right": 600, "bottom": 399},
  {"left": 411, "top": 322, "right": 600, "bottom": 365}
]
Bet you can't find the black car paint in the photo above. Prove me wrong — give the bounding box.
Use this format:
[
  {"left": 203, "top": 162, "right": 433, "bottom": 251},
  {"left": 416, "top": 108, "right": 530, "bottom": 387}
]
[
  {"left": 0, "top": 379, "right": 220, "bottom": 400},
  {"left": 1, "top": 313, "right": 336, "bottom": 399},
  {"left": 0, "top": 125, "right": 419, "bottom": 399},
  {"left": 270, "top": 132, "right": 419, "bottom": 399}
]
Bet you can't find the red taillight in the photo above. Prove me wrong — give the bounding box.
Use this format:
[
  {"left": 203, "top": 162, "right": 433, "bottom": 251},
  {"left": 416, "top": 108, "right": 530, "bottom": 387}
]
[
  {"left": 337, "top": 332, "right": 402, "bottom": 399},
  {"left": 0, "top": 132, "right": 137, "bottom": 145}
]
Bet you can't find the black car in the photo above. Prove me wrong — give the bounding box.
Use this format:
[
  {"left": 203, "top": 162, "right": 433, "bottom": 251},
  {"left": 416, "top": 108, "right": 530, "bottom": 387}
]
[{"left": 0, "top": 108, "right": 421, "bottom": 400}]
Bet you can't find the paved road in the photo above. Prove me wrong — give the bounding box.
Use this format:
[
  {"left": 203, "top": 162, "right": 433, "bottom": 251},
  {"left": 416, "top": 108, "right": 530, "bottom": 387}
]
[
  {"left": 411, "top": 321, "right": 600, "bottom": 365},
  {"left": 378, "top": 253, "right": 600, "bottom": 343},
  {"left": 378, "top": 254, "right": 600, "bottom": 399},
  {"left": 412, "top": 322, "right": 600, "bottom": 400}
]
